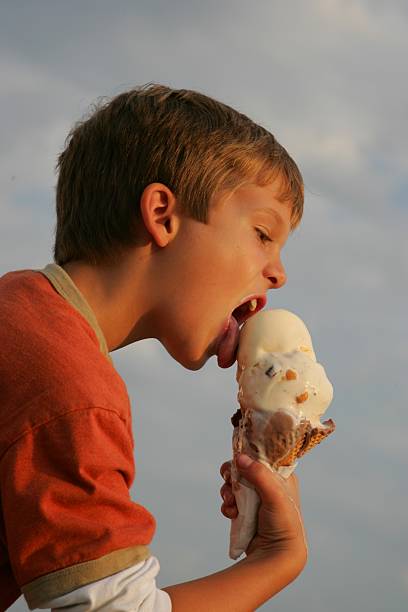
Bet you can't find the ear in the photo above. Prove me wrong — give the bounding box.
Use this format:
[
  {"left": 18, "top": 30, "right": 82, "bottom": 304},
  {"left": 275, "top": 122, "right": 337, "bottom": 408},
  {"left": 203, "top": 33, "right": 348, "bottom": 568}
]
[{"left": 140, "top": 183, "right": 180, "bottom": 247}]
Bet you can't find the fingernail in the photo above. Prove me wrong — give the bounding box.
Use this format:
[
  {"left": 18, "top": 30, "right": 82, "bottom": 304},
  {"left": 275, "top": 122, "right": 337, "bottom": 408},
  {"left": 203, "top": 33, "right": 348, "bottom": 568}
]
[{"left": 236, "top": 454, "right": 254, "bottom": 469}]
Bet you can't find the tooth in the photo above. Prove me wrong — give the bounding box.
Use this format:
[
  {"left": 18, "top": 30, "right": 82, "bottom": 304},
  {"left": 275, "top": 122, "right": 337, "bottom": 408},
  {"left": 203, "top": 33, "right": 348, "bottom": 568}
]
[{"left": 249, "top": 299, "right": 257, "bottom": 311}]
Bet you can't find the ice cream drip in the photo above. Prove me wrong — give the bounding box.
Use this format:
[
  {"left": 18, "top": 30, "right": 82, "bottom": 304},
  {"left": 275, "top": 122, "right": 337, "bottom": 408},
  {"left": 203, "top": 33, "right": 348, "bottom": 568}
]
[{"left": 229, "top": 308, "right": 335, "bottom": 559}]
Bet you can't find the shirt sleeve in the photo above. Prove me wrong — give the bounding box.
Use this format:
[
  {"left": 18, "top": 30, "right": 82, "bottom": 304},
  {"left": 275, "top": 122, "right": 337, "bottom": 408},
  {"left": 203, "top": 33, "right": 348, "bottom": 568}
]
[
  {"left": 0, "top": 407, "right": 156, "bottom": 608},
  {"left": 37, "top": 556, "right": 172, "bottom": 611}
]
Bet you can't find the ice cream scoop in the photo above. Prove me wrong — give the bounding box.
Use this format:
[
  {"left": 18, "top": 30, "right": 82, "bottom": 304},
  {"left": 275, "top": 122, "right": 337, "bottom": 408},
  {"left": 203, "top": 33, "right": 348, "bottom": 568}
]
[
  {"left": 237, "top": 308, "right": 316, "bottom": 369},
  {"left": 229, "top": 309, "right": 335, "bottom": 559}
]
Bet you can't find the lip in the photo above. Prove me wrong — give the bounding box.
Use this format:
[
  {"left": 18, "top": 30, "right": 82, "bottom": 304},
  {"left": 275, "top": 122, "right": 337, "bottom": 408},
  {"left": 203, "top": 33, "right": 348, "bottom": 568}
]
[{"left": 216, "top": 293, "right": 267, "bottom": 351}]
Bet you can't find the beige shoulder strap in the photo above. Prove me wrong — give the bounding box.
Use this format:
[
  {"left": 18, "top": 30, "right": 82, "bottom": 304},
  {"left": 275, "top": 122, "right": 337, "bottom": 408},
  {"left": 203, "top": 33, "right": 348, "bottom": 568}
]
[{"left": 39, "top": 263, "right": 112, "bottom": 364}]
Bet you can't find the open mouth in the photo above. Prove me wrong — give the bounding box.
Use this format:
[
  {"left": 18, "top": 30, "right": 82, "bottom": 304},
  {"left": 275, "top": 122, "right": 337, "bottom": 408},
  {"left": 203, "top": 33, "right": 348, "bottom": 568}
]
[
  {"left": 216, "top": 294, "right": 267, "bottom": 369},
  {"left": 231, "top": 294, "right": 267, "bottom": 328}
]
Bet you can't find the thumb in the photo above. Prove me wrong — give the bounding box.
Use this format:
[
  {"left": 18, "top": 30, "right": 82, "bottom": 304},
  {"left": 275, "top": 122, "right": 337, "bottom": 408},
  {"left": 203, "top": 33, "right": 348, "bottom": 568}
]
[{"left": 236, "top": 453, "right": 287, "bottom": 510}]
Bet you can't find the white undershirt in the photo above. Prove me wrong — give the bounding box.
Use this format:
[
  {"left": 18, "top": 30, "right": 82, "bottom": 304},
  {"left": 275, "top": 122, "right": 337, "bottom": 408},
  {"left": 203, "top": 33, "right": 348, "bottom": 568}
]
[{"left": 35, "top": 556, "right": 172, "bottom": 611}]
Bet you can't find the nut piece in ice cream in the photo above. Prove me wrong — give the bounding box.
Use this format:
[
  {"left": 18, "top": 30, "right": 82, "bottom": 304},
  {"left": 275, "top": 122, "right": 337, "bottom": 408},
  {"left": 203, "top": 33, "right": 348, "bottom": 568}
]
[
  {"left": 234, "top": 309, "right": 335, "bottom": 470},
  {"left": 237, "top": 308, "right": 316, "bottom": 379},
  {"left": 229, "top": 308, "right": 335, "bottom": 560}
]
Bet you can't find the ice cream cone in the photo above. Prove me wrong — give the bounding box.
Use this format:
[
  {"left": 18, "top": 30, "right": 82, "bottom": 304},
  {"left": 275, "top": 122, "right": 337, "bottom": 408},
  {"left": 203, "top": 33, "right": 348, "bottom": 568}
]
[
  {"left": 228, "top": 309, "right": 335, "bottom": 560},
  {"left": 277, "top": 417, "right": 336, "bottom": 467},
  {"left": 229, "top": 416, "right": 335, "bottom": 560}
]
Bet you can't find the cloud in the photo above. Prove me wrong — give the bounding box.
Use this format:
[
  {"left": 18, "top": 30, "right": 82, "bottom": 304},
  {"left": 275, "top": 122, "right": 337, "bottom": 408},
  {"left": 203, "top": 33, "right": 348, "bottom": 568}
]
[{"left": 2, "top": 2, "right": 408, "bottom": 611}]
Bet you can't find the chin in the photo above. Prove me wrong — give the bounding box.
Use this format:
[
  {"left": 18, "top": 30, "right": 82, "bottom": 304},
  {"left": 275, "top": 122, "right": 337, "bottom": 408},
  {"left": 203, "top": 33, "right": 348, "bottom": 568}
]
[
  {"left": 165, "top": 343, "right": 210, "bottom": 371},
  {"left": 178, "top": 353, "right": 208, "bottom": 371}
]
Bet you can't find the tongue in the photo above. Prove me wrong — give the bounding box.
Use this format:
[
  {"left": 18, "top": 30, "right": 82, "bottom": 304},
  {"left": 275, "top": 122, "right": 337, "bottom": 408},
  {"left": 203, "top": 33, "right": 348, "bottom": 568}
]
[{"left": 217, "top": 316, "right": 240, "bottom": 368}]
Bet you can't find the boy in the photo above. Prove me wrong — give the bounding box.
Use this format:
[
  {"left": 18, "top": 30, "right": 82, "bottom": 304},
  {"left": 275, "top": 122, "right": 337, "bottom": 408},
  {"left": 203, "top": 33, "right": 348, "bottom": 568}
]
[{"left": 0, "top": 85, "right": 307, "bottom": 611}]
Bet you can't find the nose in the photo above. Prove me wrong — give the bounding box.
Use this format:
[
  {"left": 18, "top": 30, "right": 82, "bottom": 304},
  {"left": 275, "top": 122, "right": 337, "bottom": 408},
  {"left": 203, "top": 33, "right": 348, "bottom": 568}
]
[{"left": 264, "top": 255, "right": 287, "bottom": 289}]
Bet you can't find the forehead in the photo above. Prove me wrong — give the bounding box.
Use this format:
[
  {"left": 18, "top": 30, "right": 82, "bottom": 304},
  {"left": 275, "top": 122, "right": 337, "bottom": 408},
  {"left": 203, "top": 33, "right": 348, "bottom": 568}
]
[{"left": 215, "top": 182, "right": 293, "bottom": 227}]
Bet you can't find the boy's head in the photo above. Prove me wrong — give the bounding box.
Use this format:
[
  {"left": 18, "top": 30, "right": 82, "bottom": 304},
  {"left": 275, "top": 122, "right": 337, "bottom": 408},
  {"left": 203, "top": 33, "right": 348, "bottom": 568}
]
[
  {"left": 54, "top": 85, "right": 304, "bottom": 370},
  {"left": 54, "top": 84, "right": 303, "bottom": 266}
]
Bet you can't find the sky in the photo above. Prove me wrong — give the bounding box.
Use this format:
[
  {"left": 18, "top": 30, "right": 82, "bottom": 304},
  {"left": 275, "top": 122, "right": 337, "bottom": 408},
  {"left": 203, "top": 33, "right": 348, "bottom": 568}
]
[{"left": 1, "top": 1, "right": 407, "bottom": 610}]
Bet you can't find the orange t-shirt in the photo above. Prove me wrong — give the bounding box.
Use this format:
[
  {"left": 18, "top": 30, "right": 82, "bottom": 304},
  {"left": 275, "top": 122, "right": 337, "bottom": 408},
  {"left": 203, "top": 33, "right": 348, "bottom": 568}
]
[{"left": 0, "top": 265, "right": 155, "bottom": 610}]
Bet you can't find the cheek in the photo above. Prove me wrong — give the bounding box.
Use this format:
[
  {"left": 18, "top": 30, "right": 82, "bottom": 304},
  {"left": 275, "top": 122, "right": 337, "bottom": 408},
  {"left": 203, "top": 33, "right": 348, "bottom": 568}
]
[{"left": 233, "top": 238, "right": 265, "bottom": 275}]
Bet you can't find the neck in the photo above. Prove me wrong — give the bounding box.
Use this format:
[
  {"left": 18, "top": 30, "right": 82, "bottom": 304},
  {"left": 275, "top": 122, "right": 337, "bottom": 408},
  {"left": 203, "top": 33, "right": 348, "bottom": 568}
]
[{"left": 61, "top": 249, "right": 156, "bottom": 352}]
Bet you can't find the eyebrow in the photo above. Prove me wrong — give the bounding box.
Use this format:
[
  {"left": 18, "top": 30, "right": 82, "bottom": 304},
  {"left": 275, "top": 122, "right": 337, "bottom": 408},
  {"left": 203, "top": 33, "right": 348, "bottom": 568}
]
[{"left": 254, "top": 207, "right": 284, "bottom": 226}]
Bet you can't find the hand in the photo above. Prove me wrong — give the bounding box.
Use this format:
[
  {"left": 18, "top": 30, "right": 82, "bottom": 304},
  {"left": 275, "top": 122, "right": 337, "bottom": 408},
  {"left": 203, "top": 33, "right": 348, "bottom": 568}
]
[{"left": 220, "top": 456, "right": 307, "bottom": 563}]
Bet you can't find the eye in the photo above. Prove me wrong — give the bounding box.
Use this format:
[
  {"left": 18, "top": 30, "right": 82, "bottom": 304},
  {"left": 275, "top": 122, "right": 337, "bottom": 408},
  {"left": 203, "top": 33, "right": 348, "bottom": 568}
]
[{"left": 255, "top": 228, "right": 272, "bottom": 244}]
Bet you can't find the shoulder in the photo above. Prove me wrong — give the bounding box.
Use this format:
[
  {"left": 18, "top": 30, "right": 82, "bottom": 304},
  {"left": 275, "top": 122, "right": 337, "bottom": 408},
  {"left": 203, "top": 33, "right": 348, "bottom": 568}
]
[{"left": 0, "top": 269, "right": 131, "bottom": 450}]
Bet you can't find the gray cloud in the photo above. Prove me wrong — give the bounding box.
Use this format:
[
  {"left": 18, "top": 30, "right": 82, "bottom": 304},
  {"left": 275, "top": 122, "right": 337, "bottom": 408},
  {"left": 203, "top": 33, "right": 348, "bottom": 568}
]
[{"left": 2, "top": 2, "right": 407, "bottom": 610}]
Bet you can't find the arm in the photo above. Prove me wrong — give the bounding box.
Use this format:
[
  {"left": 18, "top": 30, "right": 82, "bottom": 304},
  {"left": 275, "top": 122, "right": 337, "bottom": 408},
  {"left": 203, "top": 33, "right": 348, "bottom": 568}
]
[
  {"left": 34, "top": 455, "right": 304, "bottom": 612},
  {"left": 163, "top": 553, "right": 303, "bottom": 612},
  {"left": 163, "top": 454, "right": 307, "bottom": 611}
]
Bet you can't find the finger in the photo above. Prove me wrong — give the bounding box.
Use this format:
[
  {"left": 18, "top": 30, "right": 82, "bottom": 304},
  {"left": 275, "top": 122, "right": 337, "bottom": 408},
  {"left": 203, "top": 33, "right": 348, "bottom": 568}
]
[
  {"left": 235, "top": 453, "right": 287, "bottom": 509},
  {"left": 221, "top": 502, "right": 238, "bottom": 520},
  {"left": 220, "top": 461, "right": 232, "bottom": 482},
  {"left": 220, "top": 483, "right": 235, "bottom": 505}
]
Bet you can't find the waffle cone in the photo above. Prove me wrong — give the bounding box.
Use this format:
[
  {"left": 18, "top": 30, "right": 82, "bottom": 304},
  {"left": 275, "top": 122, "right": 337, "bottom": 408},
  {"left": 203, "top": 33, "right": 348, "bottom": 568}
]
[
  {"left": 276, "top": 418, "right": 336, "bottom": 467},
  {"left": 229, "top": 413, "right": 335, "bottom": 560}
]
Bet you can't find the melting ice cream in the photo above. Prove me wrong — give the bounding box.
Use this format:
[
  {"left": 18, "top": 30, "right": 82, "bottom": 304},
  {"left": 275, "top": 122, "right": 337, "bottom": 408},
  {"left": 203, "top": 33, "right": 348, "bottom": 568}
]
[{"left": 229, "top": 309, "right": 335, "bottom": 559}]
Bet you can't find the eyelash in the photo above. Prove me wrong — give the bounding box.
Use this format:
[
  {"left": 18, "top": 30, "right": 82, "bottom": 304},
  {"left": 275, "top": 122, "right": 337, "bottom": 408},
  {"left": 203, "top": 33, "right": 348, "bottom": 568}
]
[{"left": 255, "top": 228, "right": 272, "bottom": 244}]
